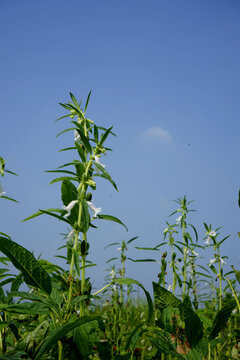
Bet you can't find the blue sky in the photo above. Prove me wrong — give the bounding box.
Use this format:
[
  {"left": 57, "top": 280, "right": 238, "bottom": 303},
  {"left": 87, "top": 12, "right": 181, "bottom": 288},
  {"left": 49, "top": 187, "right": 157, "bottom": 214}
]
[{"left": 1, "top": 0, "right": 240, "bottom": 293}]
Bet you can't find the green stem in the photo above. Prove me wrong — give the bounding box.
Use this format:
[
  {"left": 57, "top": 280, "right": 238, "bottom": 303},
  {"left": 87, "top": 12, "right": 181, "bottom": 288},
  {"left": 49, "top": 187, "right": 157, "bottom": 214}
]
[
  {"left": 93, "top": 283, "right": 112, "bottom": 296},
  {"left": 182, "top": 221, "right": 187, "bottom": 299},
  {"left": 58, "top": 340, "right": 63, "bottom": 360},
  {"left": 80, "top": 233, "right": 87, "bottom": 316},
  {"left": 218, "top": 249, "right": 222, "bottom": 310}
]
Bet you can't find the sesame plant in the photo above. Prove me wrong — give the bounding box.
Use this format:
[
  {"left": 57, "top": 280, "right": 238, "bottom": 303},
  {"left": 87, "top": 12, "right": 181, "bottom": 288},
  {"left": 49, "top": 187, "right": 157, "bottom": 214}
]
[{"left": 0, "top": 94, "right": 240, "bottom": 360}]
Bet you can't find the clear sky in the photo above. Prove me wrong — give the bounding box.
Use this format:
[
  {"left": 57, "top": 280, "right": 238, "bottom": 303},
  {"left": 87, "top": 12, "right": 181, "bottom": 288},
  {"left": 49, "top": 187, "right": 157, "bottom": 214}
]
[{"left": 1, "top": 0, "right": 240, "bottom": 293}]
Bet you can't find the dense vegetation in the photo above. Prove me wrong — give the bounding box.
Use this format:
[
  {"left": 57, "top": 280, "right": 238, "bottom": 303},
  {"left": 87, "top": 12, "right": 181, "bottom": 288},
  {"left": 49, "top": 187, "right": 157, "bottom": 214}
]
[{"left": 0, "top": 93, "right": 239, "bottom": 360}]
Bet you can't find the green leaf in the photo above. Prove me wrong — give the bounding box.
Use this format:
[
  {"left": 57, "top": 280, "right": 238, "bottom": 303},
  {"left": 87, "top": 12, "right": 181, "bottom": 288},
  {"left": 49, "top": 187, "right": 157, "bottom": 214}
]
[
  {"left": 61, "top": 180, "right": 79, "bottom": 225},
  {"left": 179, "top": 297, "right": 203, "bottom": 347},
  {"left": 80, "top": 199, "right": 90, "bottom": 233},
  {"left": 38, "top": 209, "right": 72, "bottom": 225},
  {"left": 125, "top": 322, "right": 146, "bottom": 351},
  {"left": 94, "top": 163, "right": 118, "bottom": 191},
  {"left": 3, "top": 302, "right": 50, "bottom": 315},
  {"left": 68, "top": 103, "right": 85, "bottom": 120},
  {"left": 35, "top": 315, "right": 101, "bottom": 360},
  {"left": 75, "top": 141, "right": 87, "bottom": 162},
  {"left": 127, "top": 236, "right": 138, "bottom": 244},
  {"left": 94, "top": 124, "right": 98, "bottom": 143},
  {"left": 0, "top": 237, "right": 52, "bottom": 294},
  {"left": 104, "top": 242, "right": 120, "bottom": 249},
  {"left": 22, "top": 208, "right": 65, "bottom": 222},
  {"left": 238, "top": 189, "right": 240, "bottom": 208},
  {"left": 69, "top": 92, "right": 79, "bottom": 107},
  {"left": 113, "top": 278, "right": 153, "bottom": 325},
  {"left": 45, "top": 169, "right": 77, "bottom": 176},
  {"left": 84, "top": 90, "right": 92, "bottom": 113},
  {"left": 61, "top": 180, "right": 78, "bottom": 205},
  {"left": 56, "top": 127, "right": 75, "bottom": 138},
  {"left": 209, "top": 264, "right": 217, "bottom": 275},
  {"left": 73, "top": 249, "right": 80, "bottom": 277},
  {"left": 153, "top": 282, "right": 181, "bottom": 312},
  {"left": 99, "top": 126, "right": 113, "bottom": 146},
  {"left": 59, "top": 146, "right": 76, "bottom": 152},
  {"left": 147, "top": 332, "right": 184, "bottom": 359},
  {"left": 75, "top": 127, "right": 92, "bottom": 154},
  {"left": 97, "top": 214, "right": 128, "bottom": 231},
  {"left": 209, "top": 299, "right": 236, "bottom": 340},
  {"left": 128, "top": 258, "right": 157, "bottom": 262},
  {"left": 1, "top": 195, "right": 19, "bottom": 203},
  {"left": 106, "top": 257, "right": 118, "bottom": 263},
  {"left": 232, "top": 266, "right": 240, "bottom": 285},
  {"left": 55, "top": 114, "right": 72, "bottom": 121},
  {"left": 49, "top": 176, "right": 79, "bottom": 184}
]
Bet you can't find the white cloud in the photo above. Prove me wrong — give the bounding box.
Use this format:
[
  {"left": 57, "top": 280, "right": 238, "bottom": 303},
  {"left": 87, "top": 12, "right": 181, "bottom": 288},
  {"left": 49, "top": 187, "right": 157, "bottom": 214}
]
[{"left": 143, "top": 126, "right": 172, "bottom": 143}]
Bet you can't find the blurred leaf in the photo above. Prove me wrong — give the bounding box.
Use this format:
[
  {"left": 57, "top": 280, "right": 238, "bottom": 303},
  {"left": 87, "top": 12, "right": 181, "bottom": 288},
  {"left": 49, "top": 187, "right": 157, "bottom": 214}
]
[
  {"left": 1, "top": 195, "right": 19, "bottom": 203},
  {"left": 128, "top": 257, "right": 157, "bottom": 262},
  {"left": 113, "top": 278, "right": 153, "bottom": 325},
  {"left": 127, "top": 236, "right": 139, "bottom": 244},
  {"left": 35, "top": 315, "right": 101, "bottom": 360},
  {"left": 209, "top": 299, "right": 236, "bottom": 340},
  {"left": 56, "top": 127, "right": 75, "bottom": 138},
  {"left": 3, "top": 302, "right": 49, "bottom": 315}
]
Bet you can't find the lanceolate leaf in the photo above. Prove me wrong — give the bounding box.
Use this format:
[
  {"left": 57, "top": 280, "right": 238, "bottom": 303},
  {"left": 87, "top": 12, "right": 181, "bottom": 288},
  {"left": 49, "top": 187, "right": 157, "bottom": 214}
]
[
  {"left": 128, "top": 258, "right": 157, "bottom": 263},
  {"left": 35, "top": 315, "right": 101, "bottom": 360},
  {"left": 0, "top": 237, "right": 52, "bottom": 294},
  {"left": 97, "top": 214, "right": 128, "bottom": 231},
  {"left": 84, "top": 90, "right": 92, "bottom": 112},
  {"left": 1, "top": 195, "right": 19, "bottom": 203},
  {"left": 75, "top": 127, "right": 92, "bottom": 154},
  {"left": 22, "top": 208, "right": 66, "bottom": 222},
  {"left": 99, "top": 126, "right": 113, "bottom": 146},
  {"left": 94, "top": 163, "right": 118, "bottom": 191}
]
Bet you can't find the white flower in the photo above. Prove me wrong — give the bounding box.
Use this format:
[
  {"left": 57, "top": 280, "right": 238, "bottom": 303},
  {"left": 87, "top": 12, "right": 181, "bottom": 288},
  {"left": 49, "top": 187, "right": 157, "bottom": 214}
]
[
  {"left": 192, "top": 250, "right": 199, "bottom": 257},
  {"left": 176, "top": 215, "right": 182, "bottom": 225},
  {"left": 167, "top": 284, "right": 172, "bottom": 291},
  {"left": 67, "top": 229, "right": 75, "bottom": 240},
  {"left": 112, "top": 284, "right": 117, "bottom": 291},
  {"left": 110, "top": 269, "right": 116, "bottom": 279},
  {"left": 94, "top": 155, "right": 105, "bottom": 169},
  {"left": 0, "top": 182, "right": 6, "bottom": 196},
  {"left": 87, "top": 201, "right": 101, "bottom": 217},
  {"left": 209, "top": 258, "right": 216, "bottom": 264},
  {"left": 163, "top": 227, "right": 169, "bottom": 234},
  {"left": 205, "top": 237, "right": 211, "bottom": 245},
  {"left": 207, "top": 230, "right": 216, "bottom": 237},
  {"left": 62, "top": 200, "right": 78, "bottom": 217},
  {"left": 117, "top": 247, "right": 122, "bottom": 251},
  {"left": 220, "top": 258, "right": 226, "bottom": 265},
  {"left": 74, "top": 130, "right": 80, "bottom": 142}
]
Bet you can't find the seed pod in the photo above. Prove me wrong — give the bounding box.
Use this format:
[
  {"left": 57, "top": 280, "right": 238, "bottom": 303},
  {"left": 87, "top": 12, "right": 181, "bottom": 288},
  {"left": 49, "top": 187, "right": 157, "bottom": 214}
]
[{"left": 86, "top": 192, "right": 92, "bottom": 201}]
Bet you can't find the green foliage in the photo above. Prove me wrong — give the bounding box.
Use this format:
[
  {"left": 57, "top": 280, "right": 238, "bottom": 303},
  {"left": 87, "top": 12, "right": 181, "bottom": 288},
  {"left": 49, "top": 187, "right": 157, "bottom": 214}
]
[{"left": 0, "top": 237, "right": 52, "bottom": 294}]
